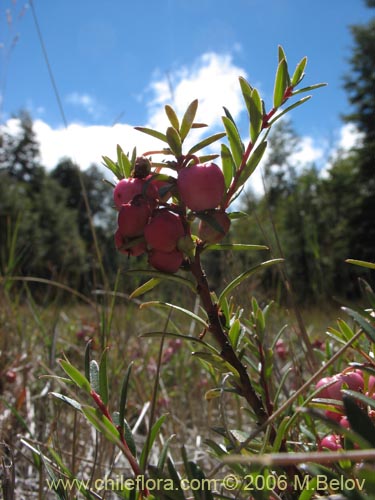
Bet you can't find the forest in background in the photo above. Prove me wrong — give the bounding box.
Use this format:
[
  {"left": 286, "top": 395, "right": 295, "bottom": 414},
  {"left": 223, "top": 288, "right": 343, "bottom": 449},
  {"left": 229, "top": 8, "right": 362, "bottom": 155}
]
[{"left": 0, "top": 3, "right": 374, "bottom": 305}]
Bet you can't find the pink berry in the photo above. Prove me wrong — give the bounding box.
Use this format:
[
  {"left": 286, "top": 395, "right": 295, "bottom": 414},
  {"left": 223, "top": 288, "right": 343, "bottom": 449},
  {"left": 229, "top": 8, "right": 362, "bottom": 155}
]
[
  {"left": 177, "top": 162, "right": 225, "bottom": 211},
  {"left": 319, "top": 434, "right": 343, "bottom": 451},
  {"left": 117, "top": 198, "right": 151, "bottom": 238},
  {"left": 198, "top": 211, "right": 231, "bottom": 243},
  {"left": 144, "top": 210, "right": 185, "bottom": 252},
  {"left": 115, "top": 230, "right": 147, "bottom": 257},
  {"left": 113, "top": 178, "right": 157, "bottom": 209},
  {"left": 148, "top": 249, "right": 184, "bottom": 273}
]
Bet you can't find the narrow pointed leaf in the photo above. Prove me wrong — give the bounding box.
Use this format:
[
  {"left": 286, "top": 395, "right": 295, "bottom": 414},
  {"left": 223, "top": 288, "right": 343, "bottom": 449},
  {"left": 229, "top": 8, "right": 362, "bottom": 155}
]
[
  {"left": 180, "top": 99, "right": 198, "bottom": 142},
  {"left": 219, "top": 259, "right": 284, "bottom": 306},
  {"left": 197, "top": 153, "right": 220, "bottom": 163},
  {"left": 59, "top": 360, "right": 91, "bottom": 393},
  {"left": 82, "top": 406, "right": 120, "bottom": 444},
  {"left": 140, "top": 301, "right": 208, "bottom": 328},
  {"left": 249, "top": 88, "right": 263, "bottom": 142},
  {"left": 89, "top": 360, "right": 100, "bottom": 393},
  {"left": 273, "top": 58, "right": 289, "bottom": 108},
  {"left": 291, "top": 82, "right": 327, "bottom": 96},
  {"left": 102, "top": 155, "right": 119, "bottom": 178},
  {"left": 346, "top": 259, "right": 375, "bottom": 270},
  {"left": 119, "top": 362, "right": 133, "bottom": 433},
  {"left": 126, "top": 269, "right": 196, "bottom": 293},
  {"left": 267, "top": 96, "right": 312, "bottom": 126},
  {"left": 238, "top": 140, "right": 268, "bottom": 187},
  {"left": 192, "top": 351, "right": 240, "bottom": 380},
  {"left": 221, "top": 143, "right": 236, "bottom": 189},
  {"left": 239, "top": 76, "right": 253, "bottom": 117},
  {"left": 140, "top": 331, "right": 219, "bottom": 354},
  {"left": 99, "top": 349, "right": 109, "bottom": 406},
  {"left": 166, "top": 126, "right": 182, "bottom": 156},
  {"left": 157, "top": 434, "right": 175, "bottom": 471},
  {"left": 278, "top": 45, "right": 287, "bottom": 63},
  {"left": 84, "top": 340, "right": 91, "bottom": 381},
  {"left": 134, "top": 126, "right": 167, "bottom": 143},
  {"left": 222, "top": 116, "right": 244, "bottom": 167},
  {"left": 123, "top": 418, "right": 137, "bottom": 457},
  {"left": 291, "top": 56, "right": 308, "bottom": 86},
  {"left": 117, "top": 144, "right": 132, "bottom": 178},
  {"left": 205, "top": 243, "right": 268, "bottom": 252},
  {"left": 129, "top": 278, "right": 161, "bottom": 299},
  {"left": 165, "top": 105, "right": 180, "bottom": 130},
  {"left": 188, "top": 132, "right": 226, "bottom": 155},
  {"left": 140, "top": 414, "right": 168, "bottom": 470},
  {"left": 342, "top": 307, "right": 375, "bottom": 343},
  {"left": 50, "top": 393, "right": 82, "bottom": 412}
]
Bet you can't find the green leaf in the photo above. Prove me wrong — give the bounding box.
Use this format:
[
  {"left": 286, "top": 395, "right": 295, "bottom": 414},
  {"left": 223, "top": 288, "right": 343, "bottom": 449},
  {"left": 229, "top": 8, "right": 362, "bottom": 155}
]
[
  {"left": 291, "top": 82, "right": 327, "bottom": 96},
  {"left": 249, "top": 88, "right": 263, "bottom": 142},
  {"left": 59, "top": 359, "right": 91, "bottom": 393},
  {"left": 140, "top": 301, "right": 208, "bottom": 329},
  {"left": 192, "top": 351, "right": 240, "bottom": 380},
  {"left": 222, "top": 116, "right": 244, "bottom": 167},
  {"left": 157, "top": 434, "right": 175, "bottom": 471},
  {"left": 219, "top": 259, "right": 284, "bottom": 306},
  {"left": 227, "top": 211, "right": 249, "bottom": 219},
  {"left": 166, "top": 126, "right": 182, "bottom": 156},
  {"left": 180, "top": 99, "right": 198, "bottom": 142},
  {"left": 278, "top": 44, "right": 287, "bottom": 63},
  {"left": 117, "top": 144, "right": 132, "bottom": 178},
  {"left": 298, "top": 477, "right": 318, "bottom": 500},
  {"left": 99, "top": 349, "right": 109, "bottom": 406},
  {"left": 346, "top": 259, "right": 375, "bottom": 270},
  {"left": 205, "top": 243, "right": 268, "bottom": 252},
  {"left": 119, "top": 362, "right": 133, "bottom": 433},
  {"left": 82, "top": 406, "right": 120, "bottom": 444},
  {"left": 343, "top": 395, "right": 375, "bottom": 447},
  {"left": 140, "top": 414, "right": 168, "bottom": 470},
  {"left": 89, "top": 360, "right": 100, "bottom": 393},
  {"left": 49, "top": 393, "right": 82, "bottom": 412},
  {"left": 134, "top": 126, "right": 168, "bottom": 143},
  {"left": 239, "top": 76, "right": 254, "bottom": 118},
  {"left": 228, "top": 319, "right": 241, "bottom": 349},
  {"left": 102, "top": 155, "right": 119, "bottom": 178},
  {"left": 238, "top": 140, "right": 268, "bottom": 187},
  {"left": 342, "top": 389, "right": 375, "bottom": 411},
  {"left": 126, "top": 269, "right": 196, "bottom": 294},
  {"left": 273, "top": 58, "right": 289, "bottom": 108},
  {"left": 84, "top": 339, "right": 91, "bottom": 382},
  {"left": 140, "top": 331, "right": 219, "bottom": 355},
  {"left": 221, "top": 143, "right": 236, "bottom": 189},
  {"left": 188, "top": 132, "right": 226, "bottom": 155},
  {"left": 165, "top": 105, "right": 180, "bottom": 130},
  {"left": 123, "top": 418, "right": 137, "bottom": 457},
  {"left": 40, "top": 453, "right": 69, "bottom": 500},
  {"left": 129, "top": 278, "right": 161, "bottom": 299},
  {"left": 291, "top": 56, "right": 308, "bottom": 86},
  {"left": 342, "top": 307, "right": 375, "bottom": 343},
  {"left": 267, "top": 96, "right": 312, "bottom": 126}
]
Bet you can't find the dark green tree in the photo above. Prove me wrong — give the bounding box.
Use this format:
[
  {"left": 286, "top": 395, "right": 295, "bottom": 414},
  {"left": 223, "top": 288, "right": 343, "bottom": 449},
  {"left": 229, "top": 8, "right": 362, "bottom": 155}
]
[{"left": 343, "top": 2, "right": 375, "bottom": 262}]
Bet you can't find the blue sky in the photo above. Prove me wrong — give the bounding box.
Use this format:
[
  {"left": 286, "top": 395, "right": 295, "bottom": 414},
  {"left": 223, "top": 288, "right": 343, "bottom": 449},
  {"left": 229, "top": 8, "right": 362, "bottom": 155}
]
[{"left": 0, "top": 0, "right": 371, "bottom": 181}]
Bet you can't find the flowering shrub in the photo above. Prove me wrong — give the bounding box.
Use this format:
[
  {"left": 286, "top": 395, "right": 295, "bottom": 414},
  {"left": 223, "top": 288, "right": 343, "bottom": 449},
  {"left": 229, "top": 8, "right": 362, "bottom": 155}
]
[{"left": 43, "top": 47, "right": 375, "bottom": 500}]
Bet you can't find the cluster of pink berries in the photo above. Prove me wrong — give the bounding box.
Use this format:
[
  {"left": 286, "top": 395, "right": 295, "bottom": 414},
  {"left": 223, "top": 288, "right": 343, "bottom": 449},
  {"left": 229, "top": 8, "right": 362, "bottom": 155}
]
[
  {"left": 113, "top": 158, "right": 230, "bottom": 273},
  {"left": 315, "top": 369, "right": 375, "bottom": 450}
]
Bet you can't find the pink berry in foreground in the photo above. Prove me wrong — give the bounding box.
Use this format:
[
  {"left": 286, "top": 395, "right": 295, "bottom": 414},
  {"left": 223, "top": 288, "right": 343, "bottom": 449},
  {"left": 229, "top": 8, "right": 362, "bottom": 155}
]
[
  {"left": 115, "top": 230, "right": 147, "bottom": 257},
  {"left": 113, "top": 178, "right": 157, "bottom": 209},
  {"left": 177, "top": 162, "right": 225, "bottom": 211},
  {"left": 148, "top": 249, "right": 184, "bottom": 273},
  {"left": 144, "top": 210, "right": 185, "bottom": 252},
  {"left": 198, "top": 211, "right": 231, "bottom": 244},
  {"left": 319, "top": 434, "right": 343, "bottom": 451},
  {"left": 117, "top": 199, "right": 151, "bottom": 238}
]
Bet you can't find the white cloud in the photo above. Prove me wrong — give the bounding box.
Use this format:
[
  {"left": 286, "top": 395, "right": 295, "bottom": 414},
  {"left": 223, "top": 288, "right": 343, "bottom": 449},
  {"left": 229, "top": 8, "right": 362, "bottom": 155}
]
[
  {"left": 337, "top": 122, "right": 363, "bottom": 152},
  {"left": 148, "top": 52, "right": 247, "bottom": 135}
]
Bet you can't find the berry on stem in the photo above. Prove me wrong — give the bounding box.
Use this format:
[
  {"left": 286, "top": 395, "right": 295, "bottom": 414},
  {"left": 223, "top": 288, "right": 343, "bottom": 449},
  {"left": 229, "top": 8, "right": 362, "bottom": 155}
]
[
  {"left": 144, "top": 210, "right": 185, "bottom": 252},
  {"left": 177, "top": 162, "right": 225, "bottom": 211}
]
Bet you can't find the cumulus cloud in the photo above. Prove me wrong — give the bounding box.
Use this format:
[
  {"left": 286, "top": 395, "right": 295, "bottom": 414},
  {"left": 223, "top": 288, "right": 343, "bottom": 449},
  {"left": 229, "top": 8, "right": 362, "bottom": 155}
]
[
  {"left": 148, "top": 52, "right": 247, "bottom": 133},
  {"left": 65, "top": 92, "right": 103, "bottom": 119}
]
